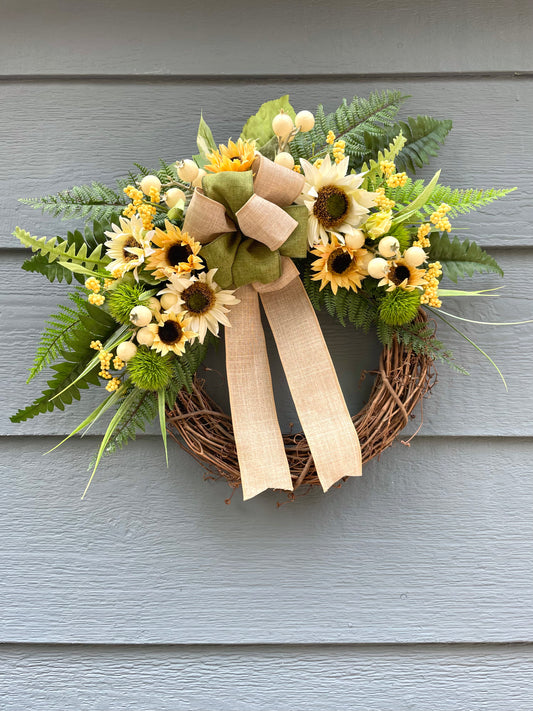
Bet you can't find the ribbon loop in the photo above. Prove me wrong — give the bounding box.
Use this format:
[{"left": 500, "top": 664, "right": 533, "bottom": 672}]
[{"left": 236, "top": 194, "right": 298, "bottom": 251}]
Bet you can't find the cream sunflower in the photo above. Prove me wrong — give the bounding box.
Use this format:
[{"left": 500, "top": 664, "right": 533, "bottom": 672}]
[
  {"left": 146, "top": 220, "right": 203, "bottom": 280},
  {"left": 205, "top": 138, "right": 256, "bottom": 173},
  {"left": 310, "top": 233, "right": 368, "bottom": 295},
  {"left": 378, "top": 258, "right": 427, "bottom": 292},
  {"left": 159, "top": 269, "right": 240, "bottom": 344},
  {"left": 147, "top": 311, "right": 197, "bottom": 357},
  {"left": 104, "top": 215, "right": 153, "bottom": 279},
  {"left": 297, "top": 154, "right": 376, "bottom": 247}
]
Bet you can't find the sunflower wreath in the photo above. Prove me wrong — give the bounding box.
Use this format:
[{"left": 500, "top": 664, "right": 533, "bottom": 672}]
[{"left": 13, "top": 92, "right": 517, "bottom": 500}]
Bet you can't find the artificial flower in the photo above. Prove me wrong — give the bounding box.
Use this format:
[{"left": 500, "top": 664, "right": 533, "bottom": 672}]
[
  {"left": 378, "top": 258, "right": 427, "bottom": 292},
  {"left": 364, "top": 210, "right": 393, "bottom": 240},
  {"left": 205, "top": 138, "right": 256, "bottom": 173},
  {"left": 310, "top": 233, "right": 368, "bottom": 294},
  {"left": 297, "top": 154, "right": 376, "bottom": 247},
  {"left": 104, "top": 215, "right": 153, "bottom": 279},
  {"left": 146, "top": 220, "right": 203, "bottom": 280},
  {"left": 147, "top": 311, "right": 197, "bottom": 356},
  {"left": 159, "top": 269, "right": 240, "bottom": 344}
]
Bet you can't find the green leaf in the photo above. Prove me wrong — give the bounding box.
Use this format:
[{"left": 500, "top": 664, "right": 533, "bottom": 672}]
[
  {"left": 197, "top": 113, "right": 217, "bottom": 157},
  {"left": 428, "top": 233, "right": 504, "bottom": 283},
  {"left": 240, "top": 95, "right": 296, "bottom": 146},
  {"left": 20, "top": 181, "right": 128, "bottom": 222},
  {"left": 290, "top": 90, "right": 408, "bottom": 167},
  {"left": 393, "top": 170, "right": 441, "bottom": 223},
  {"left": 361, "top": 132, "right": 407, "bottom": 190},
  {"left": 158, "top": 389, "right": 169, "bottom": 467},
  {"left": 363, "top": 116, "right": 453, "bottom": 174},
  {"left": 13, "top": 227, "right": 110, "bottom": 275}
]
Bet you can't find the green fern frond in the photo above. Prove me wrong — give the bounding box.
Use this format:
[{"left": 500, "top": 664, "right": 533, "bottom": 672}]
[
  {"left": 388, "top": 181, "right": 515, "bottom": 218},
  {"left": 428, "top": 233, "right": 504, "bottom": 283},
  {"left": 11, "top": 293, "right": 118, "bottom": 419},
  {"left": 361, "top": 132, "right": 407, "bottom": 190},
  {"left": 363, "top": 116, "right": 452, "bottom": 173},
  {"left": 13, "top": 227, "right": 110, "bottom": 277},
  {"left": 21, "top": 217, "right": 115, "bottom": 284},
  {"left": 99, "top": 385, "right": 158, "bottom": 457},
  {"left": 20, "top": 181, "right": 129, "bottom": 222},
  {"left": 290, "top": 90, "right": 408, "bottom": 167}
]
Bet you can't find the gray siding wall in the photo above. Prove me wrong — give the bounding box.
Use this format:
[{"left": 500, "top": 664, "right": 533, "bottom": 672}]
[{"left": 1, "top": 1, "right": 532, "bottom": 708}]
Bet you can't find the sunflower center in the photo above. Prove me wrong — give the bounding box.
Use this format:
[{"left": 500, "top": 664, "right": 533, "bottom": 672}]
[
  {"left": 328, "top": 248, "right": 353, "bottom": 274},
  {"left": 158, "top": 320, "right": 183, "bottom": 345},
  {"left": 122, "top": 237, "right": 138, "bottom": 261},
  {"left": 390, "top": 264, "right": 411, "bottom": 285},
  {"left": 182, "top": 282, "right": 215, "bottom": 315},
  {"left": 167, "top": 243, "right": 192, "bottom": 267},
  {"left": 313, "top": 185, "right": 349, "bottom": 227}
]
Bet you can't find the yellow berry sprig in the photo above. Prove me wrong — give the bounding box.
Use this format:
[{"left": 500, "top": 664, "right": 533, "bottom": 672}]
[
  {"left": 85, "top": 277, "right": 106, "bottom": 305},
  {"left": 413, "top": 222, "right": 432, "bottom": 249},
  {"left": 420, "top": 261, "right": 443, "bottom": 308},
  {"left": 430, "top": 203, "right": 452, "bottom": 232},
  {"left": 332, "top": 139, "right": 346, "bottom": 164},
  {"left": 90, "top": 341, "right": 125, "bottom": 390},
  {"left": 374, "top": 187, "right": 396, "bottom": 211}
]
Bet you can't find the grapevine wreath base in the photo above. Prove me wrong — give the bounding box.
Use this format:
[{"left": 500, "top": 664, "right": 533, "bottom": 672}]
[{"left": 166, "top": 312, "right": 436, "bottom": 498}]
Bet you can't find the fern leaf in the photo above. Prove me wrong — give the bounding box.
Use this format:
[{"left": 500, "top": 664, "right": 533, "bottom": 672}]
[
  {"left": 13, "top": 227, "right": 110, "bottom": 276},
  {"left": 20, "top": 181, "right": 129, "bottom": 222},
  {"left": 361, "top": 132, "right": 407, "bottom": 190},
  {"left": 100, "top": 386, "right": 158, "bottom": 456},
  {"left": 290, "top": 90, "right": 408, "bottom": 167},
  {"left": 428, "top": 233, "right": 504, "bottom": 283},
  {"left": 388, "top": 181, "right": 515, "bottom": 218},
  {"left": 363, "top": 116, "right": 452, "bottom": 173}
]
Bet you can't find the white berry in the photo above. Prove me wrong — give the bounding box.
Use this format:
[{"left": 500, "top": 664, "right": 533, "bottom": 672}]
[
  {"left": 146, "top": 297, "right": 161, "bottom": 313},
  {"left": 116, "top": 341, "right": 138, "bottom": 362},
  {"left": 177, "top": 159, "right": 199, "bottom": 183},
  {"left": 160, "top": 292, "right": 179, "bottom": 310},
  {"left": 165, "top": 188, "right": 185, "bottom": 208},
  {"left": 294, "top": 110, "right": 315, "bottom": 132},
  {"left": 404, "top": 246, "right": 427, "bottom": 267},
  {"left": 367, "top": 257, "right": 390, "bottom": 279},
  {"left": 192, "top": 168, "right": 206, "bottom": 189},
  {"left": 378, "top": 236, "right": 400, "bottom": 258},
  {"left": 139, "top": 175, "right": 161, "bottom": 196},
  {"left": 274, "top": 152, "right": 295, "bottom": 169},
  {"left": 272, "top": 112, "right": 294, "bottom": 139},
  {"left": 136, "top": 327, "right": 155, "bottom": 347},
  {"left": 129, "top": 305, "right": 153, "bottom": 327},
  {"left": 358, "top": 251, "right": 375, "bottom": 274},
  {"left": 344, "top": 229, "right": 366, "bottom": 250}
]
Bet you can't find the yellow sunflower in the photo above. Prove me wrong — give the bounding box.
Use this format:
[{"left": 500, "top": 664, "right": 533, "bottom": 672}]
[
  {"left": 310, "top": 233, "right": 368, "bottom": 294},
  {"left": 378, "top": 258, "right": 427, "bottom": 292},
  {"left": 146, "top": 220, "right": 203, "bottom": 280},
  {"left": 147, "top": 311, "right": 197, "bottom": 356},
  {"left": 205, "top": 138, "right": 256, "bottom": 173}
]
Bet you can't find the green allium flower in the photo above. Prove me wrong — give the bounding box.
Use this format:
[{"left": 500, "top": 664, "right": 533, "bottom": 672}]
[
  {"left": 108, "top": 282, "right": 146, "bottom": 324},
  {"left": 378, "top": 288, "right": 421, "bottom": 326},
  {"left": 127, "top": 346, "right": 173, "bottom": 390}
]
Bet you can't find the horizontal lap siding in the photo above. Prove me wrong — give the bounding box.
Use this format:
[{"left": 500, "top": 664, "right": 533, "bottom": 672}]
[
  {"left": 1, "top": 0, "right": 532, "bottom": 75},
  {"left": 2, "top": 643, "right": 533, "bottom": 711},
  {"left": 1, "top": 1, "right": 533, "bottom": 707},
  {"left": 1, "top": 437, "right": 532, "bottom": 644}
]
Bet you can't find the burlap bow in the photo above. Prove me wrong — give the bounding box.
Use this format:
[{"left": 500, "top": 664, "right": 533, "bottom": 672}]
[{"left": 183, "top": 155, "right": 362, "bottom": 499}]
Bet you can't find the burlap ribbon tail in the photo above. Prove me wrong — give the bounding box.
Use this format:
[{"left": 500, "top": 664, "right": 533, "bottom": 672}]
[{"left": 183, "top": 155, "right": 362, "bottom": 499}]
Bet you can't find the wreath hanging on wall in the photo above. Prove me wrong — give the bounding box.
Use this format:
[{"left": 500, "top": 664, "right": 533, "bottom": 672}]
[{"left": 12, "top": 91, "right": 519, "bottom": 500}]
